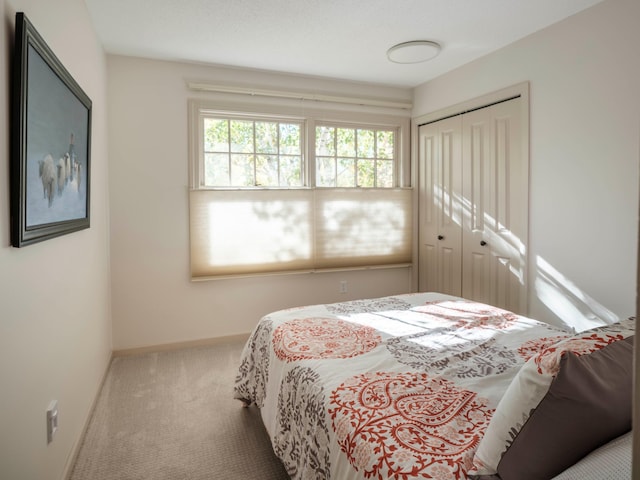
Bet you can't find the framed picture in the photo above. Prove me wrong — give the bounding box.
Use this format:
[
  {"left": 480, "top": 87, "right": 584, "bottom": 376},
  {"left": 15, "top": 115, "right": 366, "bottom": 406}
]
[{"left": 11, "top": 12, "right": 92, "bottom": 247}]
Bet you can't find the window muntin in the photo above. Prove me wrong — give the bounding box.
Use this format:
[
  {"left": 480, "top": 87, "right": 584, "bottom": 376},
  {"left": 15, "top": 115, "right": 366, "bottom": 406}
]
[
  {"left": 315, "top": 125, "right": 395, "bottom": 188},
  {"left": 203, "top": 117, "right": 303, "bottom": 187}
]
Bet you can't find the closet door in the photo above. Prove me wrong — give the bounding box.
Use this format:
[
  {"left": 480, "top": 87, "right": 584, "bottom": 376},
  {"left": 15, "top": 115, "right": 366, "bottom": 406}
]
[
  {"left": 461, "top": 97, "right": 525, "bottom": 313},
  {"left": 418, "top": 116, "right": 463, "bottom": 295}
]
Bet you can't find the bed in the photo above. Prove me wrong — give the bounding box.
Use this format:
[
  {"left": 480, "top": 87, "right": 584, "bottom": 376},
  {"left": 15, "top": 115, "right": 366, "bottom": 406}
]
[{"left": 234, "top": 292, "right": 634, "bottom": 480}]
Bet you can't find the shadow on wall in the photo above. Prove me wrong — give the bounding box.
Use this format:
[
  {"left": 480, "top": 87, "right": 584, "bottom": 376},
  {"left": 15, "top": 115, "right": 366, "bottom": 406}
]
[{"left": 535, "top": 255, "right": 620, "bottom": 333}]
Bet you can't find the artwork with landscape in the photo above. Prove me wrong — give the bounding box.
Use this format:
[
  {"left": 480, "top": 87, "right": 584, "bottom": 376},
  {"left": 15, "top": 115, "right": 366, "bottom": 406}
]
[{"left": 11, "top": 12, "right": 92, "bottom": 247}]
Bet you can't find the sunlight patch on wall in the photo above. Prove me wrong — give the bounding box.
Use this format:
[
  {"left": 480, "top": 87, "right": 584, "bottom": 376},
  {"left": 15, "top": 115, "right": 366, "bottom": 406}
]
[{"left": 535, "top": 256, "right": 618, "bottom": 332}]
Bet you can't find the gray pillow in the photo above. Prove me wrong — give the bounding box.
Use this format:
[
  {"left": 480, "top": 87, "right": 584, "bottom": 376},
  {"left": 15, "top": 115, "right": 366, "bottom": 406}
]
[{"left": 496, "top": 336, "right": 633, "bottom": 480}]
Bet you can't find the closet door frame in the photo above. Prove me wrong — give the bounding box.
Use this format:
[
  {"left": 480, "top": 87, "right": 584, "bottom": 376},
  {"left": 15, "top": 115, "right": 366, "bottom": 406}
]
[{"left": 411, "top": 82, "right": 530, "bottom": 314}]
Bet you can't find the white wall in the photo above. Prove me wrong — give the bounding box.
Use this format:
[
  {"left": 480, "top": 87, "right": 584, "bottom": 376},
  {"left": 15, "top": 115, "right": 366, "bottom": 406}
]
[
  {"left": 413, "top": 0, "right": 640, "bottom": 331},
  {"left": 107, "top": 57, "right": 414, "bottom": 350},
  {"left": 0, "top": 1, "right": 112, "bottom": 479},
  {"left": 0, "top": 0, "right": 635, "bottom": 476}
]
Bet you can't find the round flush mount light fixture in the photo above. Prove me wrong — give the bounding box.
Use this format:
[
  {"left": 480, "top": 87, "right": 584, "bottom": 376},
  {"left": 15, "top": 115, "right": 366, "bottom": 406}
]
[{"left": 387, "top": 40, "right": 441, "bottom": 64}]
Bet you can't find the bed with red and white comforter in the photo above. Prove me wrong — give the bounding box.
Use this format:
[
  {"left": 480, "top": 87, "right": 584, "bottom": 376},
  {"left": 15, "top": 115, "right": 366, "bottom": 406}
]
[{"left": 233, "top": 292, "right": 634, "bottom": 480}]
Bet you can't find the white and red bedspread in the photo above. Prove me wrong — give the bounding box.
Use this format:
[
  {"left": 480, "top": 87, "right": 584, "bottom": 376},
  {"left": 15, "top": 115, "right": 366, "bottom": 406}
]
[{"left": 234, "top": 293, "right": 570, "bottom": 480}]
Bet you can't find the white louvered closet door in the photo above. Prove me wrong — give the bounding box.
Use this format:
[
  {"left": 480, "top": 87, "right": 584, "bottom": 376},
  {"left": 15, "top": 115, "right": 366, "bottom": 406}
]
[
  {"left": 418, "top": 115, "right": 463, "bottom": 296},
  {"left": 418, "top": 97, "right": 528, "bottom": 314},
  {"left": 461, "top": 97, "right": 525, "bottom": 313}
]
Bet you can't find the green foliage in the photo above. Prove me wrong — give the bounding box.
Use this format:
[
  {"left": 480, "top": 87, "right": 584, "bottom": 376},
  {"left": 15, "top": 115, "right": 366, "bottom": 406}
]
[
  {"left": 377, "top": 130, "right": 394, "bottom": 159},
  {"left": 204, "top": 153, "right": 230, "bottom": 186},
  {"left": 316, "top": 157, "right": 335, "bottom": 187},
  {"left": 255, "top": 122, "right": 278, "bottom": 154},
  {"left": 280, "top": 124, "right": 301, "bottom": 155},
  {"left": 203, "top": 117, "right": 395, "bottom": 188},
  {"left": 315, "top": 125, "right": 395, "bottom": 188},
  {"left": 376, "top": 160, "right": 393, "bottom": 188},
  {"left": 316, "top": 126, "right": 335, "bottom": 156},
  {"left": 203, "top": 117, "right": 303, "bottom": 187},
  {"left": 337, "top": 128, "right": 355, "bottom": 157},
  {"left": 357, "top": 129, "right": 375, "bottom": 158},
  {"left": 230, "top": 120, "right": 253, "bottom": 153},
  {"left": 337, "top": 158, "right": 355, "bottom": 187},
  {"left": 204, "top": 118, "right": 229, "bottom": 152}
]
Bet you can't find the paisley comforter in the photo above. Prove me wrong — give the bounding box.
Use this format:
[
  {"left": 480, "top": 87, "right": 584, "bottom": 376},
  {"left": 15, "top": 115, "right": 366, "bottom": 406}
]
[{"left": 233, "top": 292, "right": 570, "bottom": 480}]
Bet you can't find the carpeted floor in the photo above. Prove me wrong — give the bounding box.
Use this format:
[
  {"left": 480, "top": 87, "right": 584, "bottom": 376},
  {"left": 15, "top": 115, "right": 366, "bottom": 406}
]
[{"left": 69, "top": 338, "right": 290, "bottom": 480}]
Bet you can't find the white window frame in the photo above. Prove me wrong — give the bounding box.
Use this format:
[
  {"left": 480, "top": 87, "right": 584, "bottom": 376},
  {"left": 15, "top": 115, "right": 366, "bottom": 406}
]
[
  {"left": 189, "top": 100, "right": 411, "bottom": 191},
  {"left": 192, "top": 109, "right": 308, "bottom": 188},
  {"left": 313, "top": 121, "right": 400, "bottom": 188}
]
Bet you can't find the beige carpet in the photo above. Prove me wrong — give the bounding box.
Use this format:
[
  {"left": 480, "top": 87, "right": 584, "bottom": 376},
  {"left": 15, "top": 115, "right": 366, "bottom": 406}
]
[{"left": 70, "top": 338, "right": 290, "bottom": 480}]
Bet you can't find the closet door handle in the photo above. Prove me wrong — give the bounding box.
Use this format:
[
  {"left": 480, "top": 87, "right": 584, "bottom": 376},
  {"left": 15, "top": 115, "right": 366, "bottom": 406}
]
[
  {"left": 437, "top": 235, "right": 444, "bottom": 240},
  {"left": 480, "top": 240, "right": 487, "bottom": 246}
]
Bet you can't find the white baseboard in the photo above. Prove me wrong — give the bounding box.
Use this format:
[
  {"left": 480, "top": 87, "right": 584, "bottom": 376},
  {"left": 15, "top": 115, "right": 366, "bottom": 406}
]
[{"left": 62, "top": 351, "right": 113, "bottom": 480}]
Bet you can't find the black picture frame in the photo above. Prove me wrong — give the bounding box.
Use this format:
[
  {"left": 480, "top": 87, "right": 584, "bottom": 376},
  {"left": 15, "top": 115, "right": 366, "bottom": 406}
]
[{"left": 11, "top": 12, "right": 92, "bottom": 247}]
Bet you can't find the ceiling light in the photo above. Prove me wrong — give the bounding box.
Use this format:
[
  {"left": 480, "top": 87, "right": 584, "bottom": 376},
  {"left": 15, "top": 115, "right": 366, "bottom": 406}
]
[{"left": 387, "top": 40, "right": 441, "bottom": 64}]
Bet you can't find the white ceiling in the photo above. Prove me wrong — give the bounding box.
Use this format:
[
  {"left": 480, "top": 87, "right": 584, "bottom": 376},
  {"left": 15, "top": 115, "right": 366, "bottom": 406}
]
[{"left": 84, "top": 0, "right": 604, "bottom": 88}]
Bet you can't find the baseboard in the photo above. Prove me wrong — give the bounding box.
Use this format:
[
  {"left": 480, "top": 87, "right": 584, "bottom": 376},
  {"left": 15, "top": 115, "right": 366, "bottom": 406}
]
[
  {"left": 112, "top": 333, "right": 250, "bottom": 357},
  {"left": 62, "top": 350, "right": 114, "bottom": 480}
]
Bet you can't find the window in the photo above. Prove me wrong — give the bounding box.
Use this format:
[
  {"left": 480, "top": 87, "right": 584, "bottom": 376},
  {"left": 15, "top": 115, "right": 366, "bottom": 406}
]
[
  {"left": 203, "top": 117, "right": 304, "bottom": 187},
  {"left": 189, "top": 101, "right": 412, "bottom": 279},
  {"left": 315, "top": 125, "right": 395, "bottom": 188}
]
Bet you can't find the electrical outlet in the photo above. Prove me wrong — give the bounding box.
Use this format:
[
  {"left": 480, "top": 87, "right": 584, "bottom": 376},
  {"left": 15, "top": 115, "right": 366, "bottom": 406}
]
[
  {"left": 46, "top": 400, "right": 58, "bottom": 444},
  {"left": 339, "top": 280, "right": 348, "bottom": 294}
]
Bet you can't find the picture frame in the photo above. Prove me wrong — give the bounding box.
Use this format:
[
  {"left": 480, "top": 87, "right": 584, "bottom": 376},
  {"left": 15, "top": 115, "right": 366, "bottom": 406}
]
[{"left": 11, "top": 12, "right": 92, "bottom": 247}]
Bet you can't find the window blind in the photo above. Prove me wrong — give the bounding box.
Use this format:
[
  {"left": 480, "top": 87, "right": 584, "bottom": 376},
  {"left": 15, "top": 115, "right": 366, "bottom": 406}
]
[{"left": 189, "top": 188, "right": 412, "bottom": 278}]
